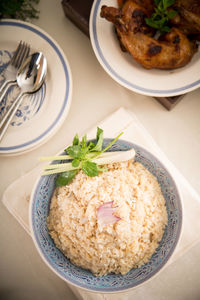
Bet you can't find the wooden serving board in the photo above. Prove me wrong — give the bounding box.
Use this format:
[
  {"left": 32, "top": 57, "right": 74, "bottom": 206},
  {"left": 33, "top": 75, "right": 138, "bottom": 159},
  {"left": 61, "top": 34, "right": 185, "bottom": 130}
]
[{"left": 61, "top": 0, "right": 185, "bottom": 110}]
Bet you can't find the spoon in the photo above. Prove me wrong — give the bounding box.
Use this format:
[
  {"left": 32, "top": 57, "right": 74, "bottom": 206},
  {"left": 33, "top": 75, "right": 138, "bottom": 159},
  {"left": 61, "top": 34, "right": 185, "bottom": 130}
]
[{"left": 0, "top": 52, "right": 47, "bottom": 142}]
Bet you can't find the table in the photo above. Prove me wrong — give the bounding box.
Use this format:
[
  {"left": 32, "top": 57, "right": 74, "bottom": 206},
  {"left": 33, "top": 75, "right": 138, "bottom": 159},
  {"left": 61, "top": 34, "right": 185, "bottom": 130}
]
[{"left": 0, "top": 0, "right": 200, "bottom": 299}]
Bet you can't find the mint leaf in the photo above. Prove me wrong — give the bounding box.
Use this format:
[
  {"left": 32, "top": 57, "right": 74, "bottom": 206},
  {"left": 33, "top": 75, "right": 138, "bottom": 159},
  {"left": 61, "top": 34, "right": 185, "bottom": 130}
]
[
  {"left": 167, "top": 10, "right": 177, "bottom": 19},
  {"left": 66, "top": 145, "right": 82, "bottom": 158},
  {"left": 161, "top": 25, "right": 171, "bottom": 32},
  {"left": 81, "top": 134, "right": 87, "bottom": 148},
  {"left": 145, "top": 18, "right": 161, "bottom": 29},
  {"left": 91, "top": 127, "right": 104, "bottom": 152},
  {"left": 157, "top": 1, "right": 164, "bottom": 12},
  {"left": 56, "top": 170, "right": 78, "bottom": 187},
  {"left": 163, "top": 0, "right": 175, "bottom": 9},
  {"left": 82, "top": 161, "right": 99, "bottom": 177},
  {"left": 87, "top": 141, "right": 95, "bottom": 150},
  {"left": 72, "top": 158, "right": 80, "bottom": 167},
  {"left": 145, "top": 0, "right": 176, "bottom": 33},
  {"left": 154, "top": 0, "right": 161, "bottom": 6},
  {"left": 96, "top": 127, "right": 103, "bottom": 141},
  {"left": 73, "top": 134, "right": 80, "bottom": 146}
]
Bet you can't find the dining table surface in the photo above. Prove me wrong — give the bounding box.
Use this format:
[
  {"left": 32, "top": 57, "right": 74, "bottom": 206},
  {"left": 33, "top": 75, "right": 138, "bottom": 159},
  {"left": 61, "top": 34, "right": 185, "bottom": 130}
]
[{"left": 0, "top": 0, "right": 200, "bottom": 299}]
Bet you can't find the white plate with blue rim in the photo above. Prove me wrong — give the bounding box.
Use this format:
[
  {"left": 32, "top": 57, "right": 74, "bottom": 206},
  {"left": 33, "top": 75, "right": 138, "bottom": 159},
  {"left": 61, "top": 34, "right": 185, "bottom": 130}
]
[
  {"left": 0, "top": 19, "right": 72, "bottom": 155},
  {"left": 89, "top": 0, "right": 200, "bottom": 97}
]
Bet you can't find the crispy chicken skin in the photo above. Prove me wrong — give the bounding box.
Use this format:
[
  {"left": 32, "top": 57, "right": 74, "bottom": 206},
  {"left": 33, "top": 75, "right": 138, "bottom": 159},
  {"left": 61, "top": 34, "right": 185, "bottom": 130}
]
[
  {"left": 101, "top": 0, "right": 197, "bottom": 70},
  {"left": 118, "top": 0, "right": 154, "bottom": 13}
]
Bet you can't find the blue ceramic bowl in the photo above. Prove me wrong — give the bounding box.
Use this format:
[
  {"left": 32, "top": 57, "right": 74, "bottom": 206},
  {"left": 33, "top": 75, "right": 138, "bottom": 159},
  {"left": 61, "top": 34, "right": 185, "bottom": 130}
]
[{"left": 29, "top": 139, "right": 182, "bottom": 292}]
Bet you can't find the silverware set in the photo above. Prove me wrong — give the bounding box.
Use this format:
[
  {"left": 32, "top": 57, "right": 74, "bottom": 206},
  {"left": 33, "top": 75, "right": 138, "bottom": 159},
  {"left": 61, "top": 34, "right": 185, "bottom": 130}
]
[
  {"left": 0, "top": 41, "right": 47, "bottom": 141},
  {"left": 0, "top": 41, "right": 30, "bottom": 100}
]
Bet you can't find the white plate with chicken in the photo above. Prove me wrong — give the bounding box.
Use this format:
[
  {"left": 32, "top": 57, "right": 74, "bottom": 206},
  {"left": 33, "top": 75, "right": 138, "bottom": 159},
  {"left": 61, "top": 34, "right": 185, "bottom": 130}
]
[{"left": 89, "top": 0, "right": 200, "bottom": 97}]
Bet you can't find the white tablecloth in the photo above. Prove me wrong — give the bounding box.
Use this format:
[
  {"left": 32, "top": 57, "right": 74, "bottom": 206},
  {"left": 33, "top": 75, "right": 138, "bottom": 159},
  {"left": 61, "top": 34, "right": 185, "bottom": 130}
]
[
  {"left": 0, "top": 0, "right": 200, "bottom": 299},
  {"left": 2, "top": 107, "right": 200, "bottom": 300}
]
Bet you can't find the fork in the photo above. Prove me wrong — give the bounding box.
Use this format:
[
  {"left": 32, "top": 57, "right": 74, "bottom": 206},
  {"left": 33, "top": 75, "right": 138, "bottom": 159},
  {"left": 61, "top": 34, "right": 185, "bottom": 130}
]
[{"left": 0, "top": 41, "right": 30, "bottom": 102}]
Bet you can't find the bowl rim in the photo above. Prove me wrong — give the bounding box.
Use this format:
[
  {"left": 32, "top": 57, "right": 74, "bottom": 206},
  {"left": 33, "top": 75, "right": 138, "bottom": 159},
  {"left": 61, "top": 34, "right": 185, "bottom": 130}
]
[{"left": 29, "top": 139, "right": 183, "bottom": 293}]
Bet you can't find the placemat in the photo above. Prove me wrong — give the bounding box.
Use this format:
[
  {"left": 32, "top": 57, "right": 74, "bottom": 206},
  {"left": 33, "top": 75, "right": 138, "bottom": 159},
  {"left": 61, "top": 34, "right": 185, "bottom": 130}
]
[{"left": 2, "top": 107, "right": 200, "bottom": 299}]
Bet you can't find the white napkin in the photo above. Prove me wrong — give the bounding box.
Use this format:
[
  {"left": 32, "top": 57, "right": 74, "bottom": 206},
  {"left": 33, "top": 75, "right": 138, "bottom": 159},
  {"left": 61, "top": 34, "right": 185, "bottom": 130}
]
[{"left": 2, "top": 107, "right": 200, "bottom": 300}]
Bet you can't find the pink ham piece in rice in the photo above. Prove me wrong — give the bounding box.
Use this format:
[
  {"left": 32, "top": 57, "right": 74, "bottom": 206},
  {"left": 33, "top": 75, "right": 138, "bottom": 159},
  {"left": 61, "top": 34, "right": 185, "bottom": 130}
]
[{"left": 97, "top": 201, "right": 121, "bottom": 226}]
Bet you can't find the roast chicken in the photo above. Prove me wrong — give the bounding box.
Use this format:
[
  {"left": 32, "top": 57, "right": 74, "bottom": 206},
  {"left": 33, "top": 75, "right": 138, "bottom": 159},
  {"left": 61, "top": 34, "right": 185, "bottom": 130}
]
[{"left": 100, "top": 0, "right": 199, "bottom": 70}]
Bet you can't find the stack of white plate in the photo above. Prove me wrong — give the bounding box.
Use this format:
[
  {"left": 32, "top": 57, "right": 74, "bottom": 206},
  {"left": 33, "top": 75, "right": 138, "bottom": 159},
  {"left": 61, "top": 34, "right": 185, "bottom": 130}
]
[{"left": 0, "top": 20, "right": 72, "bottom": 156}]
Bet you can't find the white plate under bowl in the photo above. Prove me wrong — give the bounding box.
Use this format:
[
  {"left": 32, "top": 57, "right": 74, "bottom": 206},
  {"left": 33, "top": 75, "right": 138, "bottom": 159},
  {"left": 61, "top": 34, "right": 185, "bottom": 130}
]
[
  {"left": 0, "top": 19, "right": 72, "bottom": 155},
  {"left": 89, "top": 0, "right": 200, "bottom": 97}
]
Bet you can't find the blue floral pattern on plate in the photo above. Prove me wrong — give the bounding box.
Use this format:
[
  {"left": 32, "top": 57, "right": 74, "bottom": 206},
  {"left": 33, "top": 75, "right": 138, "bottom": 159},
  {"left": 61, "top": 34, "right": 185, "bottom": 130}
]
[
  {"left": 30, "top": 140, "right": 182, "bottom": 292},
  {"left": 0, "top": 50, "right": 46, "bottom": 126}
]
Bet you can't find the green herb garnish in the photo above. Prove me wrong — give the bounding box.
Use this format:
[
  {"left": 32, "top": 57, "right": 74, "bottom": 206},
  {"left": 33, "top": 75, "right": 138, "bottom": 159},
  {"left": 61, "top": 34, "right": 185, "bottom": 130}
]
[
  {"left": 55, "top": 169, "right": 78, "bottom": 187},
  {"left": 40, "top": 128, "right": 124, "bottom": 187},
  {"left": 0, "top": 0, "right": 40, "bottom": 21},
  {"left": 145, "top": 0, "right": 177, "bottom": 33}
]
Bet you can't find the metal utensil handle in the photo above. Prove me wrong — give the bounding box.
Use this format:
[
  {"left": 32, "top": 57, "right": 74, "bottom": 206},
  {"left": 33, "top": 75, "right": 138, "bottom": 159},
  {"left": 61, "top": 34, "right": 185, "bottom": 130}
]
[
  {"left": 0, "top": 82, "right": 17, "bottom": 104},
  {"left": 0, "top": 78, "right": 16, "bottom": 94},
  {"left": 0, "top": 92, "right": 24, "bottom": 142},
  {"left": 0, "top": 80, "right": 8, "bottom": 94}
]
